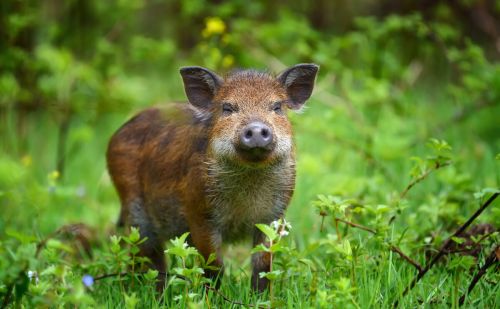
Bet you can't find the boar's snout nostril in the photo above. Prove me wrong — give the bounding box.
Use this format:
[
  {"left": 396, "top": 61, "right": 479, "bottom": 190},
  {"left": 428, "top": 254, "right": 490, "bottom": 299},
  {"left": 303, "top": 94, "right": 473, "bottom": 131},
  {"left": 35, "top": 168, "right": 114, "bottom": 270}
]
[
  {"left": 240, "top": 122, "right": 274, "bottom": 150},
  {"left": 261, "top": 128, "right": 269, "bottom": 138},
  {"left": 245, "top": 130, "right": 253, "bottom": 139}
]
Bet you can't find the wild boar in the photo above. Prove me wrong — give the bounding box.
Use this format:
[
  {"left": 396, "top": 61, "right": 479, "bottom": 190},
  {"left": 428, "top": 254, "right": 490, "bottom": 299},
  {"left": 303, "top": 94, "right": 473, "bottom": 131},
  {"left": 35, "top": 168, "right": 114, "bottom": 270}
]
[{"left": 106, "top": 63, "right": 318, "bottom": 291}]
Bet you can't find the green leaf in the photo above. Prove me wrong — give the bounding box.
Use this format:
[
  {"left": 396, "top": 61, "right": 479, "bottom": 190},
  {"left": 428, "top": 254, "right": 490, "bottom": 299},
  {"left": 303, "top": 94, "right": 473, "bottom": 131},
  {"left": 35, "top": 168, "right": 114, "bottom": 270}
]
[
  {"left": 251, "top": 244, "right": 270, "bottom": 254},
  {"left": 169, "top": 232, "right": 190, "bottom": 247},
  {"left": 204, "top": 252, "right": 217, "bottom": 266},
  {"left": 129, "top": 246, "right": 140, "bottom": 255},
  {"left": 46, "top": 239, "right": 74, "bottom": 253},
  {"left": 124, "top": 292, "right": 139, "bottom": 309},
  {"left": 255, "top": 224, "right": 278, "bottom": 241},
  {"left": 128, "top": 227, "right": 141, "bottom": 243},
  {"left": 144, "top": 269, "right": 159, "bottom": 281},
  {"left": 5, "top": 230, "right": 37, "bottom": 244},
  {"left": 110, "top": 235, "right": 122, "bottom": 253},
  {"left": 448, "top": 256, "right": 475, "bottom": 271},
  {"left": 259, "top": 270, "right": 283, "bottom": 280},
  {"left": 270, "top": 242, "right": 286, "bottom": 253},
  {"left": 298, "top": 258, "right": 315, "bottom": 269},
  {"left": 473, "top": 187, "right": 500, "bottom": 200}
]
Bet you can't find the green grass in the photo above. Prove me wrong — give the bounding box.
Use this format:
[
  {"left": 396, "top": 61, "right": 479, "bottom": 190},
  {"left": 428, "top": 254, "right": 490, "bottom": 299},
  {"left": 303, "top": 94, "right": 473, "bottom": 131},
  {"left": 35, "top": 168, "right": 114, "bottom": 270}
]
[{"left": 1, "top": 75, "right": 499, "bottom": 308}]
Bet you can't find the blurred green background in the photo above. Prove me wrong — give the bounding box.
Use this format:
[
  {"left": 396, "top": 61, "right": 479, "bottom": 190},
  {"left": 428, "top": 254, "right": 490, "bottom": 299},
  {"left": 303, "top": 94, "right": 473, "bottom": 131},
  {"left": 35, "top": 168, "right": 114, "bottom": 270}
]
[
  {"left": 1, "top": 0, "right": 499, "bottom": 257},
  {"left": 1, "top": 1, "right": 500, "bottom": 307}
]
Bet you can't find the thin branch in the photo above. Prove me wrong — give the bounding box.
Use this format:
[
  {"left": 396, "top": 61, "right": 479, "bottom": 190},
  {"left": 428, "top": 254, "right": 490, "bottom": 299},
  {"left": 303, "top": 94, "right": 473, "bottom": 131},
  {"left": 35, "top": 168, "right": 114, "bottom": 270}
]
[
  {"left": 390, "top": 246, "right": 423, "bottom": 273},
  {"left": 459, "top": 245, "right": 499, "bottom": 306},
  {"left": 334, "top": 218, "right": 428, "bottom": 275},
  {"left": 400, "top": 161, "right": 452, "bottom": 199},
  {"left": 335, "top": 217, "right": 377, "bottom": 234},
  {"left": 395, "top": 192, "right": 499, "bottom": 307}
]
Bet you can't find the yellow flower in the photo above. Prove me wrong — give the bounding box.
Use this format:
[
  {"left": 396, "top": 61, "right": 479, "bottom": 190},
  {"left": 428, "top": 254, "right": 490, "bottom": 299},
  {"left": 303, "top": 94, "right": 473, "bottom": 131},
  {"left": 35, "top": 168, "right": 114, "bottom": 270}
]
[
  {"left": 202, "top": 17, "right": 226, "bottom": 38},
  {"left": 222, "top": 55, "right": 234, "bottom": 68},
  {"left": 21, "top": 155, "right": 32, "bottom": 167},
  {"left": 48, "top": 170, "right": 60, "bottom": 181}
]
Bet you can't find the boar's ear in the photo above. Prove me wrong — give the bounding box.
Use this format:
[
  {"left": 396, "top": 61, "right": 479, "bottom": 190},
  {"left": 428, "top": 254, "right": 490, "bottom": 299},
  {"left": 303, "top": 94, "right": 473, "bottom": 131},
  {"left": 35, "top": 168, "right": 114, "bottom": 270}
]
[
  {"left": 180, "top": 66, "right": 223, "bottom": 109},
  {"left": 277, "top": 63, "right": 319, "bottom": 109}
]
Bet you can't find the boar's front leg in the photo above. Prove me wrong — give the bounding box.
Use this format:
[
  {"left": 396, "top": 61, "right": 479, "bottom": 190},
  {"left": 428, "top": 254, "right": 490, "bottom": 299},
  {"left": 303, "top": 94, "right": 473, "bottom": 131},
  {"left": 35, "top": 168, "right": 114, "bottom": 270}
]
[
  {"left": 189, "top": 223, "right": 224, "bottom": 287},
  {"left": 129, "top": 200, "right": 166, "bottom": 291},
  {"left": 140, "top": 237, "right": 166, "bottom": 291},
  {"left": 251, "top": 228, "right": 271, "bottom": 292}
]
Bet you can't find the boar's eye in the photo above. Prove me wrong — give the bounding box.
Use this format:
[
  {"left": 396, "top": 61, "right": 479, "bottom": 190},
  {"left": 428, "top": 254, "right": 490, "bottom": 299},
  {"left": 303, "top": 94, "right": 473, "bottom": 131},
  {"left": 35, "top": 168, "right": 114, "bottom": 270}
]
[
  {"left": 222, "top": 103, "right": 237, "bottom": 115},
  {"left": 272, "top": 102, "right": 283, "bottom": 114}
]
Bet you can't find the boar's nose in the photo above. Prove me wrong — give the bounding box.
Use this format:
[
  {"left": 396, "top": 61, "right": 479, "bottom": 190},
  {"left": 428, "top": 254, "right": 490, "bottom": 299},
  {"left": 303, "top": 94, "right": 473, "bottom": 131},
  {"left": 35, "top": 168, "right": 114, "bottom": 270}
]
[{"left": 240, "top": 121, "right": 274, "bottom": 150}]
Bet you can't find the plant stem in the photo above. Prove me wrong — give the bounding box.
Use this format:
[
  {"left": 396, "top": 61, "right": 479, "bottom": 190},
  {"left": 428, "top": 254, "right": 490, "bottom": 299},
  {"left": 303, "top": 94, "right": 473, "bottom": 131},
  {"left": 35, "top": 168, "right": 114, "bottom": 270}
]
[
  {"left": 400, "top": 161, "right": 452, "bottom": 199},
  {"left": 459, "top": 245, "right": 499, "bottom": 306},
  {"left": 335, "top": 219, "right": 342, "bottom": 241},
  {"left": 390, "top": 246, "right": 423, "bottom": 273},
  {"left": 269, "top": 238, "right": 273, "bottom": 303},
  {"left": 336, "top": 218, "right": 377, "bottom": 234}
]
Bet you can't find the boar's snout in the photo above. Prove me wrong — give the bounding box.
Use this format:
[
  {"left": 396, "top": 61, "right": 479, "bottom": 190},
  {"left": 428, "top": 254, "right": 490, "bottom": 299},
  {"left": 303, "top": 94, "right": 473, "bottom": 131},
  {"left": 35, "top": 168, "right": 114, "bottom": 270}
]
[
  {"left": 237, "top": 121, "right": 275, "bottom": 161},
  {"left": 240, "top": 122, "right": 273, "bottom": 149}
]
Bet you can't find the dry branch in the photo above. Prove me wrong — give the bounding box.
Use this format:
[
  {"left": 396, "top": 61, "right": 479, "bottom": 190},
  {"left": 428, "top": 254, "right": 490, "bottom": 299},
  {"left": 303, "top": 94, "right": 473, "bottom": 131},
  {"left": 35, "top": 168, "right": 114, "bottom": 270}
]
[
  {"left": 335, "top": 217, "right": 377, "bottom": 234},
  {"left": 459, "top": 245, "right": 499, "bottom": 306},
  {"left": 390, "top": 246, "right": 424, "bottom": 273},
  {"left": 394, "top": 192, "right": 499, "bottom": 307}
]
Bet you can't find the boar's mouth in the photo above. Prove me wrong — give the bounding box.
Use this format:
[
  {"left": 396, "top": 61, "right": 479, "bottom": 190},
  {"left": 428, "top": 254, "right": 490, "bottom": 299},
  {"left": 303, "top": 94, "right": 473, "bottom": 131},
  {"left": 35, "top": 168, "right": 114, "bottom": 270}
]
[{"left": 235, "top": 143, "right": 276, "bottom": 163}]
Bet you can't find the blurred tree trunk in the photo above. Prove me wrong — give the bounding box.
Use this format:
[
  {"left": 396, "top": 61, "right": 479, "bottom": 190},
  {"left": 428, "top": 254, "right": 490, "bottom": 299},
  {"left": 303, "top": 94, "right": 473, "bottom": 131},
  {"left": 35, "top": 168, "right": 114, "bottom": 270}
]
[{"left": 0, "top": 1, "right": 38, "bottom": 154}]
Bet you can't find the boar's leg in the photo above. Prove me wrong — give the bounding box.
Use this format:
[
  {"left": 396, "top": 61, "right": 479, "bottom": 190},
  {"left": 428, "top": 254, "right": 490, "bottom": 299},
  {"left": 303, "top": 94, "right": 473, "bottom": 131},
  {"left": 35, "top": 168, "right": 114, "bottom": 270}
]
[
  {"left": 251, "top": 229, "right": 271, "bottom": 292},
  {"left": 140, "top": 240, "right": 166, "bottom": 291},
  {"left": 189, "top": 223, "right": 224, "bottom": 287},
  {"left": 129, "top": 199, "right": 167, "bottom": 291}
]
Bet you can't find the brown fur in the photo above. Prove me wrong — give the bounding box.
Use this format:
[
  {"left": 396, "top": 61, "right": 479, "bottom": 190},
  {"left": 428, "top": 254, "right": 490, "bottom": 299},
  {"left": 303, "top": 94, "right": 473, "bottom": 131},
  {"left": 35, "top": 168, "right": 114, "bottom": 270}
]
[{"left": 106, "top": 64, "right": 318, "bottom": 291}]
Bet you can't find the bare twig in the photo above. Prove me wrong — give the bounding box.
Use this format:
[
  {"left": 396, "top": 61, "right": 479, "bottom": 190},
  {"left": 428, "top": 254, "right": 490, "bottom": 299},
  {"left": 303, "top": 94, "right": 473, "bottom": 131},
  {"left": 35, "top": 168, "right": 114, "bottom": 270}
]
[
  {"left": 334, "top": 219, "right": 426, "bottom": 275},
  {"left": 331, "top": 217, "right": 428, "bottom": 276},
  {"left": 400, "top": 161, "right": 452, "bottom": 199},
  {"left": 390, "top": 246, "right": 424, "bottom": 273},
  {"left": 458, "top": 245, "right": 499, "bottom": 306},
  {"left": 335, "top": 217, "right": 377, "bottom": 234},
  {"left": 395, "top": 192, "right": 499, "bottom": 307}
]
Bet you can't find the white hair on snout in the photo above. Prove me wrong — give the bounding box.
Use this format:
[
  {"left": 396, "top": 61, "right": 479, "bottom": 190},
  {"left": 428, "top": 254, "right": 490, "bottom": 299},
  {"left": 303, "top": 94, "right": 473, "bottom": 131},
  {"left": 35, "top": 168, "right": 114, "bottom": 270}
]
[
  {"left": 210, "top": 129, "right": 292, "bottom": 160},
  {"left": 212, "top": 135, "right": 236, "bottom": 158},
  {"left": 274, "top": 128, "right": 293, "bottom": 156}
]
